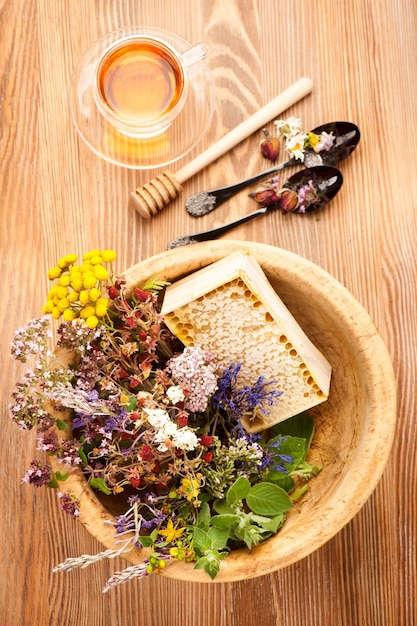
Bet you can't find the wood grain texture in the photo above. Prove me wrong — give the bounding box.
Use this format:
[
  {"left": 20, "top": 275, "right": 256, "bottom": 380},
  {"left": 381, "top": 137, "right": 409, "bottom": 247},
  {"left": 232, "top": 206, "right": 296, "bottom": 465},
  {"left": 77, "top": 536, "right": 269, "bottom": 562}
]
[{"left": 1, "top": 0, "right": 416, "bottom": 624}]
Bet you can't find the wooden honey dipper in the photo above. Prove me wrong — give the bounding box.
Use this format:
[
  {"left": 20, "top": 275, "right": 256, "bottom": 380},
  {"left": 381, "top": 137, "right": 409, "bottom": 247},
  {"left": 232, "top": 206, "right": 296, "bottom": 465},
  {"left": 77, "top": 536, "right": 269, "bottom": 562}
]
[{"left": 130, "top": 77, "right": 313, "bottom": 219}]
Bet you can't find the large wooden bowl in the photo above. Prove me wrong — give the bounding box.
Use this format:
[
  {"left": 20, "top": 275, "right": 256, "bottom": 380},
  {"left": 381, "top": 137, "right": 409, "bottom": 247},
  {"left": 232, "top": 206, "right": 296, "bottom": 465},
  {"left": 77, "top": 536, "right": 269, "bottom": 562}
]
[{"left": 53, "top": 241, "right": 397, "bottom": 582}]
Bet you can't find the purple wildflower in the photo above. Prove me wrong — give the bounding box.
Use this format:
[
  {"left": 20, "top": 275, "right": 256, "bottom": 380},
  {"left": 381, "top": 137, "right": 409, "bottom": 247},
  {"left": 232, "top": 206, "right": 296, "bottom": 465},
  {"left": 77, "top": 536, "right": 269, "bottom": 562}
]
[
  {"left": 296, "top": 180, "right": 320, "bottom": 213},
  {"left": 37, "top": 429, "right": 59, "bottom": 453},
  {"left": 212, "top": 363, "right": 282, "bottom": 419},
  {"left": 57, "top": 491, "right": 80, "bottom": 517},
  {"left": 22, "top": 460, "right": 52, "bottom": 487}
]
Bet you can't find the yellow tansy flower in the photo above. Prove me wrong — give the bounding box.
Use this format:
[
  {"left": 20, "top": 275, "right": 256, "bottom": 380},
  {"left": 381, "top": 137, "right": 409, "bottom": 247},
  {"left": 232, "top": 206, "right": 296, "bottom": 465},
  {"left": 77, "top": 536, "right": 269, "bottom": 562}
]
[
  {"left": 63, "top": 309, "right": 76, "bottom": 321},
  {"left": 85, "top": 315, "right": 99, "bottom": 329},
  {"left": 93, "top": 265, "right": 109, "bottom": 281},
  {"left": 48, "top": 266, "right": 62, "bottom": 280},
  {"left": 83, "top": 272, "right": 97, "bottom": 289},
  {"left": 102, "top": 249, "right": 117, "bottom": 263}
]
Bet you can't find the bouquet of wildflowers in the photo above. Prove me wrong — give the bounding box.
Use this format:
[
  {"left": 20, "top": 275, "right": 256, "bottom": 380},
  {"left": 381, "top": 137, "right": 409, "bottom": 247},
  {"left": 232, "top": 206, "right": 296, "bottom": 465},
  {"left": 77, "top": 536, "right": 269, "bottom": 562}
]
[{"left": 10, "top": 249, "right": 321, "bottom": 591}]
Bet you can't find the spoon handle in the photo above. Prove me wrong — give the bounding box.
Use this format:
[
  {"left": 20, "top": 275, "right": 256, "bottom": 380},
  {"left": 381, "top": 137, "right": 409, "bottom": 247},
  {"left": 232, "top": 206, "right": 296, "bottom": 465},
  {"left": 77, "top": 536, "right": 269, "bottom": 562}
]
[
  {"left": 185, "top": 159, "right": 296, "bottom": 216},
  {"left": 168, "top": 207, "right": 269, "bottom": 248}
]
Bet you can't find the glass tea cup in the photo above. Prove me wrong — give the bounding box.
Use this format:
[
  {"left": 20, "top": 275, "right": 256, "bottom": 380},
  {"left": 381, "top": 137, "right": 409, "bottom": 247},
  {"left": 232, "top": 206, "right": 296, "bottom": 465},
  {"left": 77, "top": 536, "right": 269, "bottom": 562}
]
[{"left": 93, "top": 33, "right": 208, "bottom": 138}]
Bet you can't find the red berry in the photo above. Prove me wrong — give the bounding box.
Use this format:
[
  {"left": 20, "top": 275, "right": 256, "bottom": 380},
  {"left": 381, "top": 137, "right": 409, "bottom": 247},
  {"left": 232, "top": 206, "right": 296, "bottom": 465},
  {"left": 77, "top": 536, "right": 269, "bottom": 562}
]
[
  {"left": 199, "top": 435, "right": 214, "bottom": 447},
  {"left": 108, "top": 285, "right": 119, "bottom": 299}
]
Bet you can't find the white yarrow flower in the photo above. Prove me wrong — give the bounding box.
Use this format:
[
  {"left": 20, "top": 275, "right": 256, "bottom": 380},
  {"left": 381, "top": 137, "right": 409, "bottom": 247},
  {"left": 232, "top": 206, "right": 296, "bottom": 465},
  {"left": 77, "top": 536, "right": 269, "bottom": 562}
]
[
  {"left": 286, "top": 133, "right": 308, "bottom": 161},
  {"left": 173, "top": 429, "right": 198, "bottom": 451},
  {"left": 166, "top": 385, "right": 185, "bottom": 404},
  {"left": 274, "top": 116, "right": 302, "bottom": 138},
  {"left": 143, "top": 408, "right": 170, "bottom": 428}
]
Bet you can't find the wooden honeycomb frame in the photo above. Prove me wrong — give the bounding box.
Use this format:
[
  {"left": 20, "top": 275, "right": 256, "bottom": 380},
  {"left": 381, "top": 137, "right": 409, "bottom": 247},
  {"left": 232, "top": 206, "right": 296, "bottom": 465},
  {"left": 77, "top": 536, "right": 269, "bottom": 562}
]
[{"left": 161, "top": 252, "right": 331, "bottom": 432}]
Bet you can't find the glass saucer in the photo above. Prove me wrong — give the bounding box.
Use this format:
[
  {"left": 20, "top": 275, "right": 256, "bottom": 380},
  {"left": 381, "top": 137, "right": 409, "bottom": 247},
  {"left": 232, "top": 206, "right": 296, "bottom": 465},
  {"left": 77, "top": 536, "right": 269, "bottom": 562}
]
[{"left": 69, "top": 26, "right": 214, "bottom": 169}]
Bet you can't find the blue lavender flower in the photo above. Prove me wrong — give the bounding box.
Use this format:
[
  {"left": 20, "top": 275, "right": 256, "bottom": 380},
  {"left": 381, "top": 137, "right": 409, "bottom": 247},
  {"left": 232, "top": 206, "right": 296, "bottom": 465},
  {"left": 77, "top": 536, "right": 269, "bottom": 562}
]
[{"left": 212, "top": 363, "right": 282, "bottom": 419}]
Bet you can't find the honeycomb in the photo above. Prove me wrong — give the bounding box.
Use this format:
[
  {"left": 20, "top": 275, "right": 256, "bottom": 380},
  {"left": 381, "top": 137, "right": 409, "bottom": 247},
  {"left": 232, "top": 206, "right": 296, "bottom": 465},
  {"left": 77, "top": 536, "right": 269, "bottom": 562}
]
[{"left": 161, "top": 253, "right": 331, "bottom": 432}]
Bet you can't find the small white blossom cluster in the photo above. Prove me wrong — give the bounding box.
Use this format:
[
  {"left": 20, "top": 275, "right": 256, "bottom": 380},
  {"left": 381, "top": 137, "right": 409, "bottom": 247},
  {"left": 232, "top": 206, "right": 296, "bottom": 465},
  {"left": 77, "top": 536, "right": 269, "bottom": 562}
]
[
  {"left": 227, "top": 438, "right": 264, "bottom": 463},
  {"left": 166, "top": 385, "right": 185, "bottom": 405},
  {"left": 143, "top": 408, "right": 198, "bottom": 452},
  {"left": 274, "top": 116, "right": 335, "bottom": 162}
]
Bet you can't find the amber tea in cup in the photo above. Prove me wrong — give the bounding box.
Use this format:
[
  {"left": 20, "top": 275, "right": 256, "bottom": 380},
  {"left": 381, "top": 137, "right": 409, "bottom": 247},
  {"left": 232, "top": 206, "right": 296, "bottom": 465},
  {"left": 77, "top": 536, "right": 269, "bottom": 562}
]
[{"left": 94, "top": 35, "right": 207, "bottom": 137}]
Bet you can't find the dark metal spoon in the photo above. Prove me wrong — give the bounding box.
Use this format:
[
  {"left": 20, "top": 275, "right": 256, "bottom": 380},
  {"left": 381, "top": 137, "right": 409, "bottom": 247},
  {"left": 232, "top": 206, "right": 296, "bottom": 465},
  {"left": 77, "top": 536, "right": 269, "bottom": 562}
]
[
  {"left": 168, "top": 166, "right": 343, "bottom": 248},
  {"left": 185, "top": 121, "right": 358, "bottom": 217}
]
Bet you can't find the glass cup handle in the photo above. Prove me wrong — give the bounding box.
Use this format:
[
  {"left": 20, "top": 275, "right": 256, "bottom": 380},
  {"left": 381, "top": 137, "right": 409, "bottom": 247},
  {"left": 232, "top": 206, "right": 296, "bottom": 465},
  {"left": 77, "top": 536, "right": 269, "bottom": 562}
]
[{"left": 180, "top": 42, "right": 209, "bottom": 67}]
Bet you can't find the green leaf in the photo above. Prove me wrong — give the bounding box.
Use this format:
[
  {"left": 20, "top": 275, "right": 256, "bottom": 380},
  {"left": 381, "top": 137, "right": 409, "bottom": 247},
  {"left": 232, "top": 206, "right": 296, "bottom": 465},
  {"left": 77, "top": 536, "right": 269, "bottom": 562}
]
[
  {"left": 89, "top": 477, "right": 111, "bottom": 495},
  {"left": 125, "top": 396, "right": 138, "bottom": 412},
  {"left": 194, "top": 556, "right": 209, "bottom": 570},
  {"left": 226, "top": 476, "right": 250, "bottom": 505},
  {"left": 213, "top": 499, "right": 234, "bottom": 515},
  {"left": 56, "top": 418, "right": 69, "bottom": 431},
  {"left": 47, "top": 476, "right": 59, "bottom": 489},
  {"left": 205, "top": 559, "right": 221, "bottom": 580},
  {"left": 194, "top": 552, "right": 223, "bottom": 580},
  {"left": 236, "top": 524, "right": 268, "bottom": 549},
  {"left": 55, "top": 471, "right": 69, "bottom": 482},
  {"left": 210, "top": 514, "right": 239, "bottom": 529},
  {"left": 207, "top": 526, "right": 229, "bottom": 551},
  {"left": 267, "top": 435, "right": 306, "bottom": 470},
  {"left": 193, "top": 527, "right": 212, "bottom": 554},
  {"left": 139, "top": 535, "right": 155, "bottom": 547},
  {"left": 270, "top": 411, "right": 315, "bottom": 453},
  {"left": 264, "top": 470, "right": 295, "bottom": 493},
  {"left": 196, "top": 501, "right": 211, "bottom": 530},
  {"left": 78, "top": 446, "right": 88, "bottom": 466},
  {"left": 142, "top": 275, "right": 170, "bottom": 292},
  {"left": 250, "top": 513, "right": 285, "bottom": 533},
  {"left": 246, "top": 482, "right": 293, "bottom": 516}
]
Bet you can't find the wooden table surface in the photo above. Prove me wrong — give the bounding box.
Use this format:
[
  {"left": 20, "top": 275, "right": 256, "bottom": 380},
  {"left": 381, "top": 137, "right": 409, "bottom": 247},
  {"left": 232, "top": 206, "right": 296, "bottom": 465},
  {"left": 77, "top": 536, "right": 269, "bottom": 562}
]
[{"left": 1, "top": 1, "right": 416, "bottom": 625}]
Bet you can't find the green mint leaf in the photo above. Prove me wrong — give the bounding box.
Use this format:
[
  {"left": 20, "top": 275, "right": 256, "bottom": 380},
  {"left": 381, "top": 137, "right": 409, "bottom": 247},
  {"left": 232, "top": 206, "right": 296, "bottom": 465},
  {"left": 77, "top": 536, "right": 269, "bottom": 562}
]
[
  {"left": 250, "top": 513, "right": 285, "bottom": 533},
  {"left": 205, "top": 559, "right": 220, "bottom": 579},
  {"left": 207, "top": 526, "right": 229, "bottom": 550},
  {"left": 270, "top": 411, "right": 315, "bottom": 453},
  {"left": 78, "top": 445, "right": 88, "bottom": 466},
  {"left": 194, "top": 556, "right": 209, "bottom": 571},
  {"left": 210, "top": 514, "right": 239, "bottom": 529},
  {"left": 264, "top": 471, "right": 295, "bottom": 493},
  {"left": 213, "top": 499, "right": 235, "bottom": 515},
  {"left": 56, "top": 418, "right": 69, "bottom": 431},
  {"left": 238, "top": 524, "right": 268, "bottom": 549},
  {"left": 226, "top": 476, "right": 250, "bottom": 505},
  {"left": 138, "top": 535, "right": 155, "bottom": 547},
  {"left": 246, "top": 482, "right": 293, "bottom": 516},
  {"left": 193, "top": 527, "right": 212, "bottom": 554},
  {"left": 89, "top": 477, "right": 111, "bottom": 495},
  {"left": 55, "top": 471, "right": 69, "bottom": 482},
  {"left": 196, "top": 501, "right": 211, "bottom": 530}
]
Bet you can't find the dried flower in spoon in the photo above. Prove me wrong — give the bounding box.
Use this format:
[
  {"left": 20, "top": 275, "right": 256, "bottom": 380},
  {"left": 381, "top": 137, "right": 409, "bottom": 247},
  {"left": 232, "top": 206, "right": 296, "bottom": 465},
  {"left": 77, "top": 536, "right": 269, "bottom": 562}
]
[
  {"left": 262, "top": 116, "right": 336, "bottom": 163},
  {"left": 250, "top": 173, "right": 325, "bottom": 214}
]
